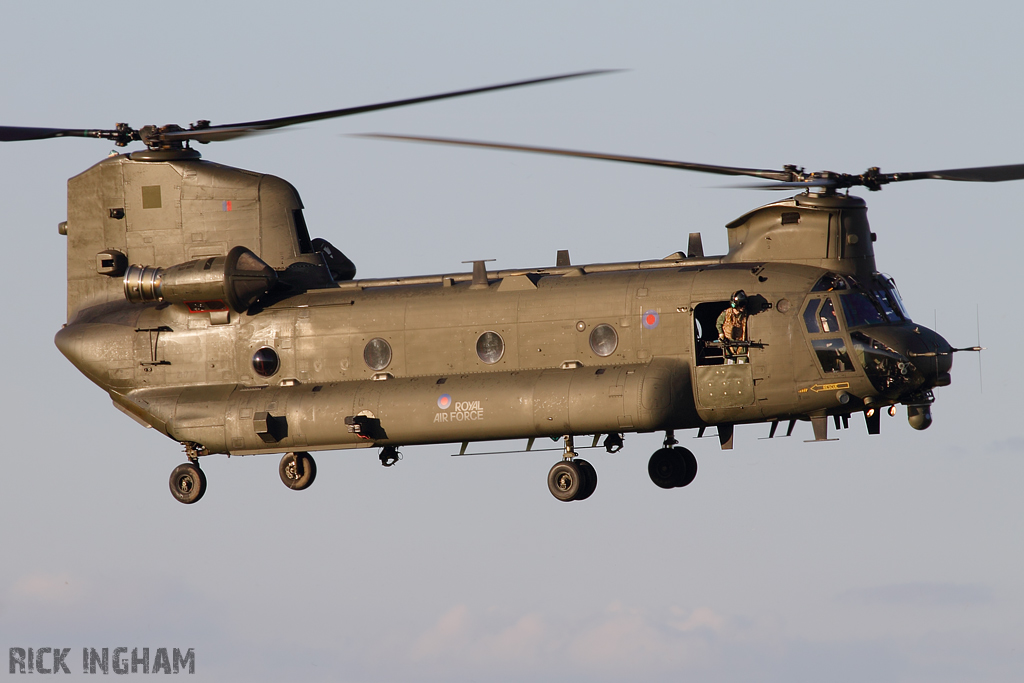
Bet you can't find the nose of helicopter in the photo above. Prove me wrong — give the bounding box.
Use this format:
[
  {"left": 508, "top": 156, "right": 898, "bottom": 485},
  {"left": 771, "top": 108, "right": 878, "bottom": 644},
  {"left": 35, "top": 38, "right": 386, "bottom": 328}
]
[
  {"left": 908, "top": 325, "right": 954, "bottom": 384},
  {"left": 866, "top": 323, "right": 953, "bottom": 386},
  {"left": 858, "top": 323, "right": 953, "bottom": 431}
]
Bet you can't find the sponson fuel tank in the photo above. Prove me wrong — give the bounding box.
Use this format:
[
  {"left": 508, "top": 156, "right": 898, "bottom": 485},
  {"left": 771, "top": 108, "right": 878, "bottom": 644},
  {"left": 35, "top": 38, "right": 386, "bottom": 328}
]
[{"left": 114, "top": 358, "right": 692, "bottom": 455}]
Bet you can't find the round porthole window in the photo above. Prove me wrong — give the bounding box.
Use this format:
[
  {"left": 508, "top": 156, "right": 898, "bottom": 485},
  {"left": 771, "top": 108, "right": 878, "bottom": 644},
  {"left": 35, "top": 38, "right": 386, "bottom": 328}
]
[
  {"left": 252, "top": 347, "right": 280, "bottom": 377},
  {"left": 476, "top": 331, "right": 505, "bottom": 364},
  {"left": 589, "top": 324, "right": 618, "bottom": 357},
  {"left": 363, "top": 338, "right": 392, "bottom": 371}
]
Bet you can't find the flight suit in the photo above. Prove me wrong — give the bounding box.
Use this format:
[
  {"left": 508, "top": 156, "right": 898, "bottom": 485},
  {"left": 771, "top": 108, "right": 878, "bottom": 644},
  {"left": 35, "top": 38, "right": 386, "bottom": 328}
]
[{"left": 716, "top": 307, "right": 749, "bottom": 363}]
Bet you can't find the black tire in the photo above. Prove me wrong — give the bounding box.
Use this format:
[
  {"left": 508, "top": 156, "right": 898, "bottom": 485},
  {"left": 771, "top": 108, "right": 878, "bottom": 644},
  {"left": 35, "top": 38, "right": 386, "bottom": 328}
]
[
  {"left": 648, "top": 448, "right": 680, "bottom": 489},
  {"left": 574, "top": 459, "right": 598, "bottom": 501},
  {"left": 673, "top": 447, "right": 698, "bottom": 488},
  {"left": 279, "top": 451, "right": 317, "bottom": 490},
  {"left": 547, "top": 460, "right": 582, "bottom": 502},
  {"left": 169, "top": 462, "right": 206, "bottom": 504}
]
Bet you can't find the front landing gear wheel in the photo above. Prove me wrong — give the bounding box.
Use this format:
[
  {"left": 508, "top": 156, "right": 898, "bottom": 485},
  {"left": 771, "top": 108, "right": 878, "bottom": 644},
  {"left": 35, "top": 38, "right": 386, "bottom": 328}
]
[
  {"left": 169, "top": 462, "right": 206, "bottom": 504},
  {"left": 279, "top": 452, "right": 317, "bottom": 490},
  {"left": 574, "top": 459, "right": 598, "bottom": 501},
  {"left": 547, "top": 460, "right": 583, "bottom": 502}
]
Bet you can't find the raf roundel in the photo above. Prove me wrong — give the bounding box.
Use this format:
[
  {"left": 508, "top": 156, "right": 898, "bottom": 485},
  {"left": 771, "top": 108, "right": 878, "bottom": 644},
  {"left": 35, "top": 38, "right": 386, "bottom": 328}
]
[
  {"left": 643, "top": 309, "right": 660, "bottom": 329},
  {"left": 437, "top": 394, "right": 452, "bottom": 410}
]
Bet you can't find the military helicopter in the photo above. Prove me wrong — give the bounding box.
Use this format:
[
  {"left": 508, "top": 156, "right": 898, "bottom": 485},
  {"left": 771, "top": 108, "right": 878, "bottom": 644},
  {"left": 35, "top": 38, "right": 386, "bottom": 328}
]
[{"left": 2, "top": 73, "right": 1009, "bottom": 505}]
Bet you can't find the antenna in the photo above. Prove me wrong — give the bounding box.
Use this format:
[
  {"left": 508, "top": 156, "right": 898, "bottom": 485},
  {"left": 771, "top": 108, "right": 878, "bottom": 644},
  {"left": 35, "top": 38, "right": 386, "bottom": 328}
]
[{"left": 977, "top": 304, "right": 984, "bottom": 393}]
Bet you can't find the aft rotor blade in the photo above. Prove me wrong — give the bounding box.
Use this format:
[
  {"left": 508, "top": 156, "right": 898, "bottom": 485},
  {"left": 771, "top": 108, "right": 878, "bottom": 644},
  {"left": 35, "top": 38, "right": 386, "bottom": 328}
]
[
  {"left": 159, "top": 70, "right": 617, "bottom": 145},
  {"left": 885, "top": 163, "right": 1024, "bottom": 184},
  {"left": 356, "top": 134, "right": 797, "bottom": 182}
]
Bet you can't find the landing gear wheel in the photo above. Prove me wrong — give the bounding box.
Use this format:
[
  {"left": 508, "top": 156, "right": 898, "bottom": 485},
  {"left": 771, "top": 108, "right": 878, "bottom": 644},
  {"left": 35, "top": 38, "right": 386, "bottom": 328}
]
[
  {"left": 279, "top": 451, "right": 317, "bottom": 490},
  {"left": 674, "top": 447, "right": 698, "bottom": 488},
  {"left": 574, "top": 459, "right": 598, "bottom": 501},
  {"left": 648, "top": 448, "right": 680, "bottom": 489},
  {"left": 547, "top": 460, "right": 583, "bottom": 502},
  {"left": 648, "top": 448, "right": 699, "bottom": 489},
  {"left": 169, "top": 462, "right": 207, "bottom": 504}
]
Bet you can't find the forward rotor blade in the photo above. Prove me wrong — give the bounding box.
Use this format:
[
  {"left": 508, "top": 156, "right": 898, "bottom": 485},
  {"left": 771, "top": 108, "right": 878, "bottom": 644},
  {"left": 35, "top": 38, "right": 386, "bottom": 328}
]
[
  {"left": 723, "top": 180, "right": 842, "bottom": 190},
  {"left": 886, "top": 164, "right": 1024, "bottom": 184},
  {"left": 159, "top": 70, "right": 617, "bottom": 145},
  {"left": 0, "top": 126, "right": 119, "bottom": 142},
  {"left": 356, "top": 134, "right": 796, "bottom": 181}
]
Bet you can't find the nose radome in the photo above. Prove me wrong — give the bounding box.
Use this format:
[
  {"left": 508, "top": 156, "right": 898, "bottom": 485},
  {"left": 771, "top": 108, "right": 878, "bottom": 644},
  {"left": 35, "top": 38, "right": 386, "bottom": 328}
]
[{"left": 910, "top": 326, "right": 954, "bottom": 384}]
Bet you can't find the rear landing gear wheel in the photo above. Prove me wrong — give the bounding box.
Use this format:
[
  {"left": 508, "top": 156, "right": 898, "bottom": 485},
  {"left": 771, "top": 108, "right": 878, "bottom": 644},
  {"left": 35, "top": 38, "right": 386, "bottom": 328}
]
[
  {"left": 648, "top": 447, "right": 698, "bottom": 489},
  {"left": 574, "top": 459, "right": 598, "bottom": 501},
  {"left": 169, "top": 462, "right": 206, "bottom": 504},
  {"left": 279, "top": 451, "right": 317, "bottom": 490},
  {"left": 547, "top": 460, "right": 583, "bottom": 502}
]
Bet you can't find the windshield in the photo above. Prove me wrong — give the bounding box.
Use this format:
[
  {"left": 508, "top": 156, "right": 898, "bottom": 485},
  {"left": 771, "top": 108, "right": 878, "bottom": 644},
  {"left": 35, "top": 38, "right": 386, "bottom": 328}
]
[
  {"left": 878, "top": 273, "right": 911, "bottom": 319},
  {"left": 839, "top": 285, "right": 909, "bottom": 328}
]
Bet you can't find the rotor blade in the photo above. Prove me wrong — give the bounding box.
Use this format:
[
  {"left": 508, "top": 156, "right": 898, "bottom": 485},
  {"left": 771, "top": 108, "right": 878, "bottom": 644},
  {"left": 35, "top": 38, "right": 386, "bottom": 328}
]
[
  {"left": 356, "top": 134, "right": 797, "bottom": 182},
  {"left": 0, "top": 126, "right": 119, "bottom": 142},
  {"left": 885, "top": 163, "right": 1024, "bottom": 184},
  {"left": 722, "top": 180, "right": 843, "bottom": 190},
  {"left": 158, "top": 70, "right": 618, "bottom": 145}
]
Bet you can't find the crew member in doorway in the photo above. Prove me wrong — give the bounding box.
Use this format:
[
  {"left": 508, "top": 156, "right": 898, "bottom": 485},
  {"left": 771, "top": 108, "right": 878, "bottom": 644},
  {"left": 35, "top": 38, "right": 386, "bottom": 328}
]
[{"left": 716, "top": 290, "right": 749, "bottom": 363}]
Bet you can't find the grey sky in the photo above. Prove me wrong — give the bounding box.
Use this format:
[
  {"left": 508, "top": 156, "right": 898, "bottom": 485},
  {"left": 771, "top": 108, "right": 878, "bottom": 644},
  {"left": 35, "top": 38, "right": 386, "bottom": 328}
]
[{"left": 2, "top": 1, "right": 1023, "bottom": 680}]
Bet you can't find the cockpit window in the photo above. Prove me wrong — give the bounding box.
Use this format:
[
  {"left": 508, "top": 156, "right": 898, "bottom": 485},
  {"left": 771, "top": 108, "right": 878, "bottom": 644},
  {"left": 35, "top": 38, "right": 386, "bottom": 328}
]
[
  {"left": 812, "top": 338, "right": 854, "bottom": 373},
  {"left": 878, "top": 274, "right": 911, "bottom": 319},
  {"left": 803, "top": 298, "right": 821, "bottom": 333},
  {"left": 819, "top": 298, "right": 839, "bottom": 333},
  {"left": 875, "top": 290, "right": 902, "bottom": 321},
  {"left": 840, "top": 292, "right": 888, "bottom": 327},
  {"left": 812, "top": 273, "right": 849, "bottom": 292}
]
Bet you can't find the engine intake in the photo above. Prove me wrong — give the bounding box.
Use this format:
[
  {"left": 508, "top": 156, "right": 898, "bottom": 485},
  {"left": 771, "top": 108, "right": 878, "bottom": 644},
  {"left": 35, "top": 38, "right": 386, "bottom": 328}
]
[{"left": 124, "top": 246, "right": 277, "bottom": 312}]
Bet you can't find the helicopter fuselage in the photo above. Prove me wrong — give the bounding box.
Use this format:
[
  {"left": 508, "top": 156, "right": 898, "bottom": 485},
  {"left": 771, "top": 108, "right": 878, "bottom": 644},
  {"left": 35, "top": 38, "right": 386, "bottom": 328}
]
[
  {"left": 56, "top": 252, "right": 951, "bottom": 456},
  {"left": 50, "top": 152, "right": 955, "bottom": 501}
]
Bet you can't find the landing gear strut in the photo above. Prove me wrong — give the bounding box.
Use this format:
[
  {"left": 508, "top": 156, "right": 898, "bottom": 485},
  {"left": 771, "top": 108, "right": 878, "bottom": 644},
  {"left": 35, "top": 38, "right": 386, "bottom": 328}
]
[
  {"left": 279, "top": 451, "right": 317, "bottom": 490},
  {"left": 546, "top": 435, "right": 598, "bottom": 502},
  {"left": 648, "top": 430, "right": 698, "bottom": 489},
  {"left": 379, "top": 446, "right": 400, "bottom": 467}
]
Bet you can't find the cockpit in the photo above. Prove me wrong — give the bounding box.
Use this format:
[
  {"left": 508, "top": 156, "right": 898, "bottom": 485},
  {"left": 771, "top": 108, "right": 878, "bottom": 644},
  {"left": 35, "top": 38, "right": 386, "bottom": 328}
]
[
  {"left": 811, "top": 272, "right": 911, "bottom": 327},
  {"left": 804, "top": 272, "right": 941, "bottom": 399}
]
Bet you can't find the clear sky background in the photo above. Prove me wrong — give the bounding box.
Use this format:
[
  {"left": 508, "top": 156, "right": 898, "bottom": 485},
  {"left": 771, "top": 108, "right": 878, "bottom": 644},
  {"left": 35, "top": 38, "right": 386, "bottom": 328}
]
[{"left": 2, "top": 2, "right": 1023, "bottom": 681}]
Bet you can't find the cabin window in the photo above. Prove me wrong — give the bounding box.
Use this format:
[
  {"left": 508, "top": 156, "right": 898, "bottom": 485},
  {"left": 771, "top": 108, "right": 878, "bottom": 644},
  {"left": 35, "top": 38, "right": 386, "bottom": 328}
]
[
  {"left": 476, "top": 331, "right": 504, "bottom": 364},
  {"left": 252, "top": 347, "right": 280, "bottom": 377},
  {"left": 363, "top": 338, "right": 392, "bottom": 371},
  {"left": 589, "top": 324, "right": 618, "bottom": 357},
  {"left": 812, "top": 338, "right": 854, "bottom": 373}
]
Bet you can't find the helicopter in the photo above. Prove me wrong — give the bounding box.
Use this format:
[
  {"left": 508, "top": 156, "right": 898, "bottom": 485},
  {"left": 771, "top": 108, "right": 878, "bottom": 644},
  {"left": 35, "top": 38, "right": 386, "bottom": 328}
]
[{"left": 2, "top": 73, "right": 1010, "bottom": 505}]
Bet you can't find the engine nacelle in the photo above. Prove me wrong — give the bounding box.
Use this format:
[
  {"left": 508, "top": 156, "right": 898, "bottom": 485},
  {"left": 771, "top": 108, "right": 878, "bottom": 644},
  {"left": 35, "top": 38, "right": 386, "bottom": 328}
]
[{"left": 124, "top": 246, "right": 277, "bottom": 312}]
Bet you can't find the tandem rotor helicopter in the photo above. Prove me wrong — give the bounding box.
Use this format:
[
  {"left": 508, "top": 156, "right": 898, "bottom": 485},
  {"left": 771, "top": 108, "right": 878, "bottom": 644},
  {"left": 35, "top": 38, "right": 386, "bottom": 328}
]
[{"left": 2, "top": 71, "right": 1010, "bottom": 504}]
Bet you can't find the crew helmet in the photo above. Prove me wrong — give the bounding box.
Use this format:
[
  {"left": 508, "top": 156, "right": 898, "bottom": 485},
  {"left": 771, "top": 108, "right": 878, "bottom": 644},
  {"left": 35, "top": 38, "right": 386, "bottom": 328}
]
[{"left": 731, "top": 290, "right": 748, "bottom": 308}]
